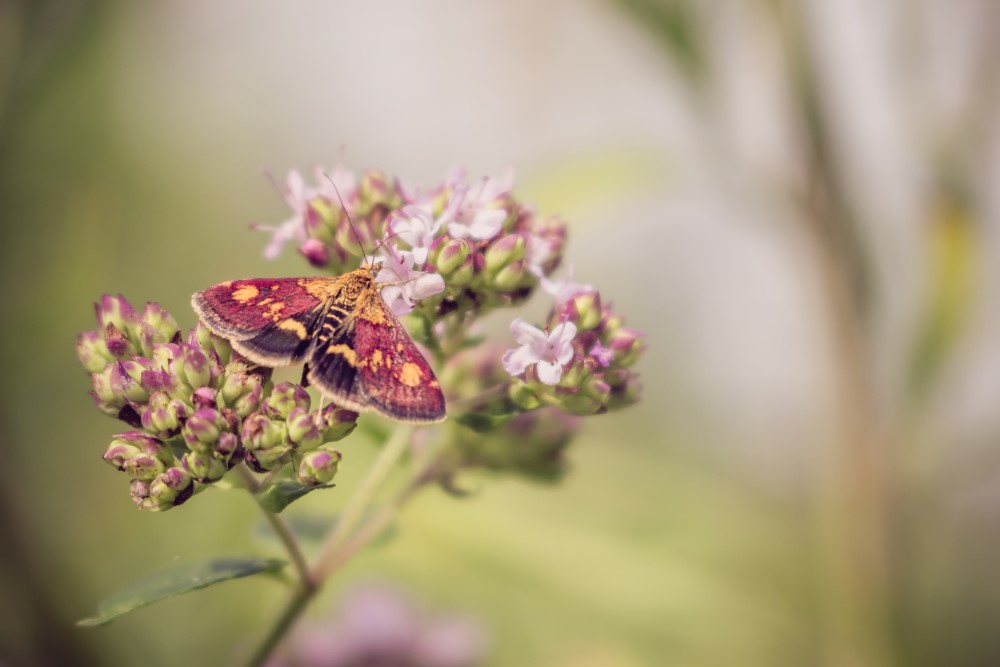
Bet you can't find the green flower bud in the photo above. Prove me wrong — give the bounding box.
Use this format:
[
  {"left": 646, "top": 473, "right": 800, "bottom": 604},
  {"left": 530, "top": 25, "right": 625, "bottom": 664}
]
[
  {"left": 182, "top": 408, "right": 226, "bottom": 451},
  {"left": 493, "top": 259, "right": 527, "bottom": 291},
  {"left": 104, "top": 432, "right": 173, "bottom": 480},
  {"left": 484, "top": 234, "right": 525, "bottom": 277},
  {"left": 263, "top": 382, "right": 310, "bottom": 420},
  {"left": 112, "top": 361, "right": 150, "bottom": 404},
  {"left": 606, "top": 327, "right": 643, "bottom": 368},
  {"left": 77, "top": 331, "right": 114, "bottom": 373},
  {"left": 319, "top": 405, "right": 359, "bottom": 442},
  {"left": 242, "top": 413, "right": 287, "bottom": 452},
  {"left": 296, "top": 447, "right": 341, "bottom": 485},
  {"left": 91, "top": 366, "right": 126, "bottom": 409},
  {"left": 508, "top": 379, "right": 541, "bottom": 410},
  {"left": 436, "top": 239, "right": 471, "bottom": 276},
  {"left": 567, "top": 291, "right": 602, "bottom": 331},
  {"left": 183, "top": 451, "right": 227, "bottom": 483},
  {"left": 447, "top": 255, "right": 475, "bottom": 287},
  {"left": 286, "top": 407, "right": 323, "bottom": 451},
  {"left": 220, "top": 371, "right": 264, "bottom": 418},
  {"left": 143, "top": 467, "right": 194, "bottom": 511}
]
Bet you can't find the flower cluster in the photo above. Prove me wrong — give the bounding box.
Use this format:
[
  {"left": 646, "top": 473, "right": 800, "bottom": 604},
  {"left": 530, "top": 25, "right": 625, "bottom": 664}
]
[
  {"left": 257, "top": 166, "right": 568, "bottom": 323},
  {"left": 268, "top": 584, "right": 487, "bottom": 667},
  {"left": 503, "top": 285, "right": 644, "bottom": 416},
  {"left": 77, "top": 295, "right": 358, "bottom": 510}
]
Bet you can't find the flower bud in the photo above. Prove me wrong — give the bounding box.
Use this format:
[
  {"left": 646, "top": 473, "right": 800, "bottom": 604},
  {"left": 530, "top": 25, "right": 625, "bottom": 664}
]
[
  {"left": 103, "top": 323, "right": 131, "bottom": 358},
  {"left": 182, "top": 408, "right": 225, "bottom": 451},
  {"left": 296, "top": 447, "right": 341, "bottom": 485},
  {"left": 192, "top": 387, "right": 218, "bottom": 410},
  {"left": 111, "top": 361, "right": 150, "bottom": 404},
  {"left": 215, "top": 431, "right": 241, "bottom": 462},
  {"left": 493, "top": 259, "right": 527, "bottom": 291},
  {"left": 174, "top": 344, "right": 212, "bottom": 390},
  {"left": 436, "top": 239, "right": 471, "bottom": 276},
  {"left": 130, "top": 478, "right": 151, "bottom": 507},
  {"left": 484, "top": 234, "right": 525, "bottom": 276},
  {"left": 104, "top": 432, "right": 173, "bottom": 479},
  {"left": 144, "top": 467, "right": 194, "bottom": 511},
  {"left": 447, "top": 255, "right": 475, "bottom": 287},
  {"left": 77, "top": 331, "right": 114, "bottom": 373},
  {"left": 298, "top": 238, "right": 331, "bottom": 268},
  {"left": 241, "top": 413, "right": 286, "bottom": 452},
  {"left": 508, "top": 380, "right": 541, "bottom": 410},
  {"left": 139, "top": 302, "right": 179, "bottom": 345},
  {"left": 192, "top": 323, "right": 232, "bottom": 366},
  {"left": 606, "top": 327, "right": 643, "bottom": 368},
  {"left": 220, "top": 371, "right": 264, "bottom": 417},
  {"left": 263, "top": 382, "right": 310, "bottom": 419},
  {"left": 320, "top": 405, "right": 359, "bottom": 442},
  {"left": 286, "top": 407, "right": 323, "bottom": 451},
  {"left": 91, "top": 365, "right": 125, "bottom": 407},
  {"left": 183, "top": 451, "right": 227, "bottom": 483},
  {"left": 95, "top": 294, "right": 138, "bottom": 334},
  {"left": 140, "top": 392, "right": 187, "bottom": 436},
  {"left": 564, "top": 291, "right": 602, "bottom": 331}
]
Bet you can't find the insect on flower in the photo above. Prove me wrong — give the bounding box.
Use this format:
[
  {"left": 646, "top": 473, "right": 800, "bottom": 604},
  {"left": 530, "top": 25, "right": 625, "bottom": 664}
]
[{"left": 192, "top": 182, "right": 446, "bottom": 424}]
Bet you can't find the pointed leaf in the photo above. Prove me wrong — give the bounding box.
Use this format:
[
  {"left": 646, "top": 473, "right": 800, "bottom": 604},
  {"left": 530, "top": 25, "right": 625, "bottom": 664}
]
[
  {"left": 257, "top": 481, "right": 336, "bottom": 514},
  {"left": 78, "top": 557, "right": 286, "bottom": 627}
]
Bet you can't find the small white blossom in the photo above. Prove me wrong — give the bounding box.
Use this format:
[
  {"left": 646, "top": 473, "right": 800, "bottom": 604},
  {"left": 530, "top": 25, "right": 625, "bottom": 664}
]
[
  {"left": 540, "top": 266, "right": 592, "bottom": 306},
  {"left": 502, "top": 318, "right": 577, "bottom": 385},
  {"left": 376, "top": 248, "right": 445, "bottom": 316},
  {"left": 446, "top": 169, "right": 514, "bottom": 241},
  {"left": 389, "top": 206, "right": 445, "bottom": 265}
]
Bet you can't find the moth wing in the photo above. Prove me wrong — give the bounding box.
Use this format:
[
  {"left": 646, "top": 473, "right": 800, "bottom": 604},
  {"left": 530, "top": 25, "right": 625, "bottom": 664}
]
[
  {"left": 192, "top": 277, "right": 333, "bottom": 366},
  {"left": 309, "top": 295, "right": 446, "bottom": 423}
]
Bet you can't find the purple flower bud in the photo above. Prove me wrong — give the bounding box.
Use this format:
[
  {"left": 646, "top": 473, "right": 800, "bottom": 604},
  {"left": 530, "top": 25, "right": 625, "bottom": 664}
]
[
  {"left": 296, "top": 447, "right": 341, "bottom": 485},
  {"left": 484, "top": 234, "right": 525, "bottom": 276},
  {"left": 263, "top": 382, "right": 310, "bottom": 420},
  {"left": 220, "top": 371, "right": 264, "bottom": 417},
  {"left": 559, "top": 291, "right": 602, "bottom": 331},
  {"left": 192, "top": 387, "right": 218, "bottom": 409},
  {"left": 139, "top": 368, "right": 174, "bottom": 393},
  {"left": 436, "top": 239, "right": 471, "bottom": 276},
  {"left": 589, "top": 341, "right": 615, "bottom": 368},
  {"left": 94, "top": 294, "right": 138, "bottom": 333},
  {"left": 103, "top": 323, "right": 130, "bottom": 358},
  {"left": 182, "top": 407, "right": 226, "bottom": 451},
  {"left": 144, "top": 467, "right": 194, "bottom": 511},
  {"left": 298, "top": 238, "right": 331, "bottom": 268},
  {"left": 174, "top": 344, "right": 212, "bottom": 390},
  {"left": 215, "top": 431, "right": 241, "bottom": 462},
  {"left": 605, "top": 327, "right": 643, "bottom": 368},
  {"left": 140, "top": 392, "right": 187, "bottom": 436},
  {"left": 76, "top": 331, "right": 114, "bottom": 373},
  {"left": 448, "top": 255, "right": 475, "bottom": 287},
  {"left": 129, "top": 478, "right": 152, "bottom": 507},
  {"left": 286, "top": 407, "right": 322, "bottom": 450}
]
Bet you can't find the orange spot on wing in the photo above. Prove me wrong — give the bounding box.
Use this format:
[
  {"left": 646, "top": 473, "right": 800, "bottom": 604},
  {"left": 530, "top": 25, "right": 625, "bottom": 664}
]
[
  {"left": 399, "top": 362, "right": 422, "bottom": 387},
  {"left": 232, "top": 285, "right": 259, "bottom": 303}
]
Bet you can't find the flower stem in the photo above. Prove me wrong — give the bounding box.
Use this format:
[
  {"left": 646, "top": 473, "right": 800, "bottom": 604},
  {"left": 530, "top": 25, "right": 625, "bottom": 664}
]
[
  {"left": 243, "top": 585, "right": 313, "bottom": 667},
  {"left": 235, "top": 465, "right": 312, "bottom": 589},
  {"left": 312, "top": 424, "right": 414, "bottom": 580}
]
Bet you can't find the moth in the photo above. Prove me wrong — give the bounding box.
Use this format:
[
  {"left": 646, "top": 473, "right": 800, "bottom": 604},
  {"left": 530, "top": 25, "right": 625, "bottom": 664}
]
[{"left": 192, "top": 263, "right": 446, "bottom": 423}]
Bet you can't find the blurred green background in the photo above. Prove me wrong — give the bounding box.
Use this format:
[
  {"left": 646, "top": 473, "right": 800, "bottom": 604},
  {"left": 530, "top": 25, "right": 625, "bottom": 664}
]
[{"left": 2, "top": 1, "right": 1000, "bottom": 665}]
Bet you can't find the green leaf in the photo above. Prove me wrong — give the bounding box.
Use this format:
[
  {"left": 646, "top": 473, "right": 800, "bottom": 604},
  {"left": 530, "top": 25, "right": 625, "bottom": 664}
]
[
  {"left": 78, "top": 557, "right": 286, "bottom": 627},
  {"left": 256, "top": 481, "right": 336, "bottom": 513}
]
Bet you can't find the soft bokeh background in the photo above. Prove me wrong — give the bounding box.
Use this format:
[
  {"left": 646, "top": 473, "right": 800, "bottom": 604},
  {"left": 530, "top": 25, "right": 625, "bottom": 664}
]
[{"left": 2, "top": 1, "right": 1000, "bottom": 665}]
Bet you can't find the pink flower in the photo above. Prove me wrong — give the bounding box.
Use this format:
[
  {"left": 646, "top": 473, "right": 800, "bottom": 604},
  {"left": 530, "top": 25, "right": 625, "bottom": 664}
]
[
  {"left": 313, "top": 163, "right": 357, "bottom": 203},
  {"left": 540, "top": 266, "right": 592, "bottom": 306},
  {"left": 447, "top": 169, "right": 513, "bottom": 241},
  {"left": 376, "top": 248, "right": 445, "bottom": 316},
  {"left": 502, "top": 318, "right": 577, "bottom": 385},
  {"left": 388, "top": 206, "right": 445, "bottom": 265},
  {"left": 256, "top": 169, "right": 313, "bottom": 259}
]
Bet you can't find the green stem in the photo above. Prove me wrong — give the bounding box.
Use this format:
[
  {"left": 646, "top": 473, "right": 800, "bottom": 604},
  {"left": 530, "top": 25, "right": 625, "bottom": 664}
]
[
  {"left": 243, "top": 585, "right": 314, "bottom": 667},
  {"left": 235, "top": 465, "right": 312, "bottom": 590},
  {"left": 312, "top": 424, "right": 414, "bottom": 580}
]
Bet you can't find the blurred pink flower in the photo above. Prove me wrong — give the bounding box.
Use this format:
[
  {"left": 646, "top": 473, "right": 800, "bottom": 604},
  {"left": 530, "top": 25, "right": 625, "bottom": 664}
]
[{"left": 502, "top": 318, "right": 577, "bottom": 385}]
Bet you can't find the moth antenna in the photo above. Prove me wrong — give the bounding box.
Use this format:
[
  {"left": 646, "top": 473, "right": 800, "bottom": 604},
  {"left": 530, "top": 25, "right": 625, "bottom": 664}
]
[{"left": 323, "top": 172, "right": 370, "bottom": 266}]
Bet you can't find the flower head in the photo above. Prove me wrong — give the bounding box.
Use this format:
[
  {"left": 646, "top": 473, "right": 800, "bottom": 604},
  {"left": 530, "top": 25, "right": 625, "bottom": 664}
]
[
  {"left": 501, "top": 318, "right": 577, "bottom": 385},
  {"left": 389, "top": 206, "right": 445, "bottom": 265}
]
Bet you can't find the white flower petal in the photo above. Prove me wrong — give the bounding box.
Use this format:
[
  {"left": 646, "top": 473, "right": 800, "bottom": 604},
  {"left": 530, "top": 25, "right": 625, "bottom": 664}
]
[
  {"left": 509, "top": 318, "right": 547, "bottom": 350},
  {"left": 412, "top": 246, "right": 429, "bottom": 265},
  {"left": 502, "top": 346, "right": 535, "bottom": 376},
  {"left": 468, "top": 209, "right": 505, "bottom": 240},
  {"left": 535, "top": 360, "right": 563, "bottom": 386},
  {"left": 549, "top": 321, "right": 577, "bottom": 348},
  {"left": 407, "top": 272, "right": 445, "bottom": 300}
]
